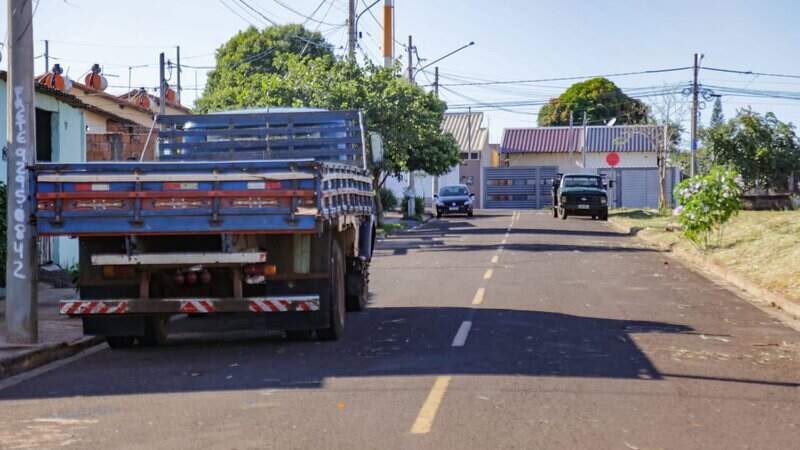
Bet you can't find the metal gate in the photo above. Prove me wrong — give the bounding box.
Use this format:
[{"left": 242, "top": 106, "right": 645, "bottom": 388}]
[
  {"left": 483, "top": 166, "right": 558, "bottom": 209},
  {"left": 597, "top": 167, "right": 681, "bottom": 208}
]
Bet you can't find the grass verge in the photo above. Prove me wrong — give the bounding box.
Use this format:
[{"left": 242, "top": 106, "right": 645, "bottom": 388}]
[{"left": 609, "top": 208, "right": 800, "bottom": 304}]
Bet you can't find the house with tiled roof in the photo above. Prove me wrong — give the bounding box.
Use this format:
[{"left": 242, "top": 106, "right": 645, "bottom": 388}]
[{"left": 501, "top": 125, "right": 663, "bottom": 173}]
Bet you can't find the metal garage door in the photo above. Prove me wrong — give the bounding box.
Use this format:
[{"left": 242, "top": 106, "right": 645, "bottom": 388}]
[
  {"left": 597, "top": 167, "right": 681, "bottom": 208},
  {"left": 483, "top": 166, "right": 558, "bottom": 209}
]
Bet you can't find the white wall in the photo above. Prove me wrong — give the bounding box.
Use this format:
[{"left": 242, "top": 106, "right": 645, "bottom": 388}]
[{"left": 584, "top": 152, "right": 657, "bottom": 169}]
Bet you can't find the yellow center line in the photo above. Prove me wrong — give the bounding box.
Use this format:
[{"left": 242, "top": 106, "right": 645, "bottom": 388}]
[
  {"left": 471, "top": 287, "right": 486, "bottom": 305},
  {"left": 483, "top": 268, "right": 493, "bottom": 280},
  {"left": 490, "top": 255, "right": 499, "bottom": 264},
  {"left": 411, "top": 376, "right": 452, "bottom": 434}
]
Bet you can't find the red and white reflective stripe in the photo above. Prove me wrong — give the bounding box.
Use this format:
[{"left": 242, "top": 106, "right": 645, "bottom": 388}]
[
  {"left": 60, "top": 300, "right": 129, "bottom": 315},
  {"left": 59, "top": 296, "right": 319, "bottom": 315},
  {"left": 248, "top": 298, "right": 319, "bottom": 313},
  {"left": 179, "top": 300, "right": 215, "bottom": 314}
]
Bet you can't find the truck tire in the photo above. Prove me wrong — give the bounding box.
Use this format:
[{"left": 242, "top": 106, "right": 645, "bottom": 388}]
[
  {"left": 285, "top": 330, "right": 314, "bottom": 341},
  {"left": 106, "top": 336, "right": 136, "bottom": 349},
  {"left": 346, "top": 267, "right": 369, "bottom": 311},
  {"left": 317, "top": 240, "right": 346, "bottom": 341},
  {"left": 140, "top": 314, "right": 169, "bottom": 347}
]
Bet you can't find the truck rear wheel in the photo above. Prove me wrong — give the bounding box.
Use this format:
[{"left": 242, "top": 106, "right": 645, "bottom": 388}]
[
  {"left": 140, "top": 314, "right": 169, "bottom": 347},
  {"left": 106, "top": 336, "right": 136, "bottom": 349},
  {"left": 317, "top": 240, "right": 346, "bottom": 341},
  {"left": 286, "top": 330, "right": 314, "bottom": 341},
  {"left": 346, "top": 261, "right": 369, "bottom": 312}
]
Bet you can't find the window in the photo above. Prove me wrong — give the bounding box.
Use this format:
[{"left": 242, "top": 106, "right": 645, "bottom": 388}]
[
  {"left": 563, "top": 176, "right": 602, "bottom": 188},
  {"left": 35, "top": 108, "right": 53, "bottom": 162},
  {"left": 439, "top": 186, "right": 470, "bottom": 196}
]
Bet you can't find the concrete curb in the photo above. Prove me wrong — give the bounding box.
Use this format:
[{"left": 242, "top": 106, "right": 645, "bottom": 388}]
[
  {"left": 376, "top": 214, "right": 434, "bottom": 240},
  {"left": 0, "top": 336, "right": 104, "bottom": 380},
  {"left": 608, "top": 218, "right": 800, "bottom": 322}
]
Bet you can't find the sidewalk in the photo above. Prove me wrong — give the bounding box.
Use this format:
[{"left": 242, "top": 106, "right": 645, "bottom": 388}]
[{"left": 0, "top": 284, "right": 101, "bottom": 379}]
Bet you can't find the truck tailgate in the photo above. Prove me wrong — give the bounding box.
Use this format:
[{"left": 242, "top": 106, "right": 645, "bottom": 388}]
[{"left": 31, "top": 160, "right": 362, "bottom": 236}]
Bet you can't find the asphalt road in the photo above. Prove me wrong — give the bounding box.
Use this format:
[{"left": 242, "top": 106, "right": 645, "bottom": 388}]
[{"left": 1, "top": 211, "right": 799, "bottom": 450}]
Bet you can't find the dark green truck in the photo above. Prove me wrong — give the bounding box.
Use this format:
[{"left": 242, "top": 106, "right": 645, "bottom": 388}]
[{"left": 552, "top": 173, "right": 610, "bottom": 221}]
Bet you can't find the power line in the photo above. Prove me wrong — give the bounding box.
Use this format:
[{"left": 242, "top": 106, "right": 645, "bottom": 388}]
[
  {"left": 236, "top": 0, "right": 279, "bottom": 26},
  {"left": 432, "top": 66, "right": 694, "bottom": 88},
  {"left": 702, "top": 66, "right": 800, "bottom": 80},
  {"left": 219, "top": 0, "right": 261, "bottom": 27},
  {"left": 270, "top": 0, "right": 343, "bottom": 26}
]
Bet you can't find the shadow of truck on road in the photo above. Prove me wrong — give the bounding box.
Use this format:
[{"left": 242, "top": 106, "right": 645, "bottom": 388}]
[{"left": 1, "top": 306, "right": 704, "bottom": 400}]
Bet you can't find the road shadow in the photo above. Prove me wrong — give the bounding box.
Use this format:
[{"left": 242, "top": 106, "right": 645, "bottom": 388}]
[
  {"left": 418, "top": 242, "right": 656, "bottom": 254},
  {"left": 1, "top": 306, "right": 701, "bottom": 400}
]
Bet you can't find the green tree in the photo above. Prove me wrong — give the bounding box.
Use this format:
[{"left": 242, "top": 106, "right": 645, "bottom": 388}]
[
  {"left": 709, "top": 97, "right": 724, "bottom": 129},
  {"left": 704, "top": 109, "right": 800, "bottom": 190},
  {"left": 537, "top": 77, "right": 649, "bottom": 126},
  {"left": 195, "top": 24, "right": 333, "bottom": 113}
]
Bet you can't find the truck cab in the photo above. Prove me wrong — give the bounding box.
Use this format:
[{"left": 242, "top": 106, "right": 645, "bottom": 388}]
[{"left": 552, "top": 173, "right": 609, "bottom": 221}]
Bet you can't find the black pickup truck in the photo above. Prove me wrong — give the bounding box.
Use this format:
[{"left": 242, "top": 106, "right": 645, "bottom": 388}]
[{"left": 552, "top": 173, "right": 610, "bottom": 221}]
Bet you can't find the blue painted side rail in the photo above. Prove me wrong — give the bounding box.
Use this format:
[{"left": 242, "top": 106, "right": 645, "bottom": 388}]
[{"left": 32, "top": 160, "right": 373, "bottom": 236}]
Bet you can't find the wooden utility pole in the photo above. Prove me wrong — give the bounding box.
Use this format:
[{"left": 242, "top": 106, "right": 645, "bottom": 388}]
[
  {"left": 690, "top": 53, "right": 700, "bottom": 177},
  {"left": 5, "top": 0, "right": 39, "bottom": 344}
]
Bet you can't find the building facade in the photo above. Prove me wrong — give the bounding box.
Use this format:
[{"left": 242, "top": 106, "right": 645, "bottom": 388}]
[{"left": 0, "top": 73, "right": 87, "bottom": 268}]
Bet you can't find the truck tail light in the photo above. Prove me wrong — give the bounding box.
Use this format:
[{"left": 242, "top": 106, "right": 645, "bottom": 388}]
[
  {"left": 102, "top": 265, "right": 135, "bottom": 279},
  {"left": 244, "top": 264, "right": 277, "bottom": 276}
]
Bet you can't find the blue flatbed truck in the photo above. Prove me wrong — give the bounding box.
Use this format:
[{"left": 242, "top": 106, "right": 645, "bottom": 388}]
[{"left": 31, "top": 109, "right": 376, "bottom": 347}]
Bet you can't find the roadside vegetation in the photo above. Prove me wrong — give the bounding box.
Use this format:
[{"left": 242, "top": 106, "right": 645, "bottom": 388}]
[{"left": 610, "top": 208, "right": 800, "bottom": 303}]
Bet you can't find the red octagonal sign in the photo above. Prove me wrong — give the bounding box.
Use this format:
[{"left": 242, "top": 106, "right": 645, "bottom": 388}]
[{"left": 606, "top": 152, "right": 620, "bottom": 167}]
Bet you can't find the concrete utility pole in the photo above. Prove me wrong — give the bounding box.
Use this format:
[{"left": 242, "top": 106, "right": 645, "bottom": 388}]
[
  {"left": 434, "top": 66, "right": 439, "bottom": 97},
  {"left": 347, "top": 0, "right": 357, "bottom": 61},
  {"left": 383, "top": 0, "right": 394, "bottom": 67},
  {"left": 581, "top": 111, "right": 588, "bottom": 169},
  {"left": 158, "top": 52, "right": 166, "bottom": 117},
  {"left": 690, "top": 53, "right": 700, "bottom": 177},
  {"left": 406, "top": 35, "right": 414, "bottom": 81},
  {"left": 406, "top": 35, "right": 416, "bottom": 218},
  {"left": 176, "top": 46, "right": 181, "bottom": 104},
  {"left": 44, "top": 39, "right": 48, "bottom": 74},
  {"left": 5, "top": 0, "right": 39, "bottom": 344}
]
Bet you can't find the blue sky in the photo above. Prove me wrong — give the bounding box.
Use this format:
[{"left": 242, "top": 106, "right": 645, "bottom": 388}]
[{"left": 2, "top": 0, "right": 799, "bottom": 143}]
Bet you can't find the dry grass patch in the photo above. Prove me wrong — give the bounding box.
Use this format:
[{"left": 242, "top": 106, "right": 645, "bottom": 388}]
[{"left": 610, "top": 209, "right": 800, "bottom": 304}]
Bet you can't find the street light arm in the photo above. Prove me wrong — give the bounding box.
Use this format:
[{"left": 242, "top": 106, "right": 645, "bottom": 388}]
[
  {"left": 413, "top": 41, "right": 475, "bottom": 80},
  {"left": 355, "top": 0, "right": 381, "bottom": 33}
]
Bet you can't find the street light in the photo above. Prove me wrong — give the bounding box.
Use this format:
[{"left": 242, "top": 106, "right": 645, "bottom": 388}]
[
  {"left": 412, "top": 41, "right": 475, "bottom": 81},
  {"left": 406, "top": 41, "right": 475, "bottom": 219},
  {"left": 355, "top": 0, "right": 381, "bottom": 43}
]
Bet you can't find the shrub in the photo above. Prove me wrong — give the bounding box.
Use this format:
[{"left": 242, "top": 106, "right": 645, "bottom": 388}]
[
  {"left": 673, "top": 166, "right": 742, "bottom": 249},
  {"left": 379, "top": 187, "right": 398, "bottom": 211},
  {"left": 400, "top": 196, "right": 425, "bottom": 220}
]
